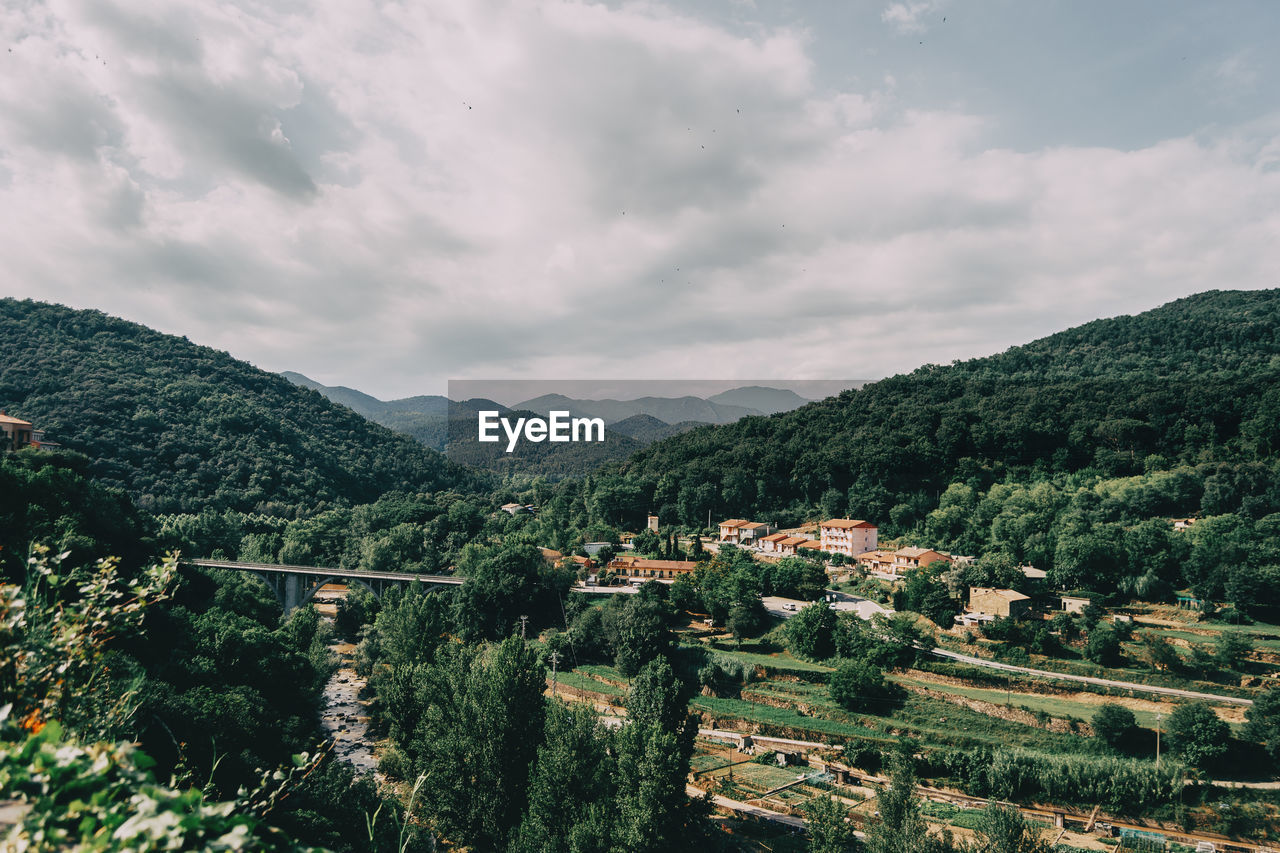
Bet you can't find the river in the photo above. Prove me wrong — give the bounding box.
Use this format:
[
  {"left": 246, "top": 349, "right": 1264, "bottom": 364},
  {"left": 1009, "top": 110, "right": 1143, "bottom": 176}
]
[{"left": 313, "top": 586, "right": 378, "bottom": 775}]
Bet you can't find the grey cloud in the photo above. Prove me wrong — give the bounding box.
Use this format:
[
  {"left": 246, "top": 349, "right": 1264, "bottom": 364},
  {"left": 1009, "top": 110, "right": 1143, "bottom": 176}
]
[
  {"left": 2, "top": 80, "right": 124, "bottom": 161},
  {"left": 502, "top": 25, "right": 818, "bottom": 219},
  {"left": 80, "top": 1, "right": 205, "bottom": 66},
  {"left": 141, "top": 73, "right": 317, "bottom": 200},
  {"left": 276, "top": 77, "right": 361, "bottom": 185}
]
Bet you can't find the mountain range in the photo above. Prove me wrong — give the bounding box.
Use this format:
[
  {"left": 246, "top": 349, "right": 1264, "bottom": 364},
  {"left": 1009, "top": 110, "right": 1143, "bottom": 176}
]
[{"left": 275, "top": 375, "right": 841, "bottom": 478}]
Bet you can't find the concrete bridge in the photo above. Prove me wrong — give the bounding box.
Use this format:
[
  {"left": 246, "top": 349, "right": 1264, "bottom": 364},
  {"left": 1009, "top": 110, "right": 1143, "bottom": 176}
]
[{"left": 185, "top": 559, "right": 463, "bottom": 615}]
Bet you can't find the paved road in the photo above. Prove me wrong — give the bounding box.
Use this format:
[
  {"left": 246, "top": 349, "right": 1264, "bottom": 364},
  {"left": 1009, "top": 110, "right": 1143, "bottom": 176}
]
[
  {"left": 929, "top": 647, "right": 1254, "bottom": 706},
  {"left": 765, "top": 591, "right": 892, "bottom": 622}
]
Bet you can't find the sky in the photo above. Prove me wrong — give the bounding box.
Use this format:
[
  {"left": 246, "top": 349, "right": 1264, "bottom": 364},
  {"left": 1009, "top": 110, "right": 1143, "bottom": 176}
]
[{"left": 2, "top": 0, "right": 1278, "bottom": 400}]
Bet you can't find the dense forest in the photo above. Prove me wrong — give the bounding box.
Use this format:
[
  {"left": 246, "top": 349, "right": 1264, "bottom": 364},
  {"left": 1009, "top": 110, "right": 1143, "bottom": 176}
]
[
  {"left": 0, "top": 299, "right": 484, "bottom": 516},
  {"left": 609, "top": 289, "right": 1280, "bottom": 532},
  {"left": 0, "top": 452, "right": 420, "bottom": 850}
]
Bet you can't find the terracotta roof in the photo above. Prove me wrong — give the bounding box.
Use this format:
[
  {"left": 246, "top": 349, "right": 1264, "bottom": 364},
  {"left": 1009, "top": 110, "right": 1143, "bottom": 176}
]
[
  {"left": 857, "top": 550, "right": 894, "bottom": 560},
  {"left": 779, "top": 536, "right": 807, "bottom": 546},
  {"left": 739, "top": 522, "right": 771, "bottom": 531},
  {"left": 0, "top": 413, "right": 33, "bottom": 426},
  {"left": 719, "top": 519, "right": 750, "bottom": 528},
  {"left": 799, "top": 539, "right": 823, "bottom": 550},
  {"left": 895, "top": 547, "right": 949, "bottom": 560},
  {"left": 761, "top": 533, "right": 789, "bottom": 542},
  {"left": 820, "top": 519, "right": 876, "bottom": 529},
  {"left": 608, "top": 558, "right": 698, "bottom": 571}
]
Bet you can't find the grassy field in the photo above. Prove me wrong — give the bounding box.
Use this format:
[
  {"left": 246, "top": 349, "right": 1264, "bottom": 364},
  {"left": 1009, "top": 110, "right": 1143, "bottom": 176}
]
[
  {"left": 556, "top": 669, "right": 624, "bottom": 696},
  {"left": 891, "top": 674, "right": 1180, "bottom": 730},
  {"left": 692, "top": 694, "right": 887, "bottom": 742},
  {"left": 1136, "top": 625, "right": 1280, "bottom": 654},
  {"left": 702, "top": 645, "right": 834, "bottom": 673},
  {"left": 697, "top": 678, "right": 1096, "bottom": 757},
  {"left": 573, "top": 663, "right": 630, "bottom": 685}
]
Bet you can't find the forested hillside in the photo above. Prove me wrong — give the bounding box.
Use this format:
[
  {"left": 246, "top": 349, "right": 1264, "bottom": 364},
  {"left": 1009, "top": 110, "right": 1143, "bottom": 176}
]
[
  {"left": 0, "top": 300, "right": 483, "bottom": 516},
  {"left": 608, "top": 290, "right": 1280, "bottom": 529}
]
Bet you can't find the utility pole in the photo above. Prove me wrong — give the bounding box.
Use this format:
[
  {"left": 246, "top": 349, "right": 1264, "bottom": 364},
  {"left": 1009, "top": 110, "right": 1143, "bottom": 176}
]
[
  {"left": 549, "top": 651, "right": 561, "bottom": 698},
  {"left": 520, "top": 614, "right": 529, "bottom": 640}
]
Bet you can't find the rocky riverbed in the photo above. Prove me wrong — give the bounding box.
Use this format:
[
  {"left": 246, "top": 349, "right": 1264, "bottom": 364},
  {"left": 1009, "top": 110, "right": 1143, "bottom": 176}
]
[{"left": 314, "top": 588, "right": 378, "bottom": 775}]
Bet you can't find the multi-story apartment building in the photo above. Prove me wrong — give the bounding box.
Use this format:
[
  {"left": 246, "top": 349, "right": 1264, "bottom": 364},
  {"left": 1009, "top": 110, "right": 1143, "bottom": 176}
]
[{"left": 818, "top": 519, "right": 878, "bottom": 557}]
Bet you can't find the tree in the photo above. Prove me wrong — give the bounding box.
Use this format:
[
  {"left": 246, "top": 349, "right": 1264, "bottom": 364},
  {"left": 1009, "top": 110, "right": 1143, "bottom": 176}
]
[
  {"left": 1083, "top": 626, "right": 1122, "bottom": 666},
  {"left": 971, "top": 803, "right": 1052, "bottom": 853},
  {"left": 726, "top": 567, "right": 768, "bottom": 641},
  {"left": 409, "top": 636, "right": 547, "bottom": 851},
  {"left": 453, "top": 542, "right": 570, "bottom": 642},
  {"left": 1214, "top": 631, "right": 1254, "bottom": 671},
  {"left": 864, "top": 755, "right": 956, "bottom": 853},
  {"left": 829, "top": 659, "right": 886, "bottom": 712},
  {"left": 612, "top": 657, "right": 699, "bottom": 852},
  {"left": 613, "top": 587, "right": 675, "bottom": 677},
  {"left": 804, "top": 795, "right": 857, "bottom": 853},
  {"left": 514, "top": 702, "right": 616, "bottom": 853},
  {"left": 1142, "top": 632, "right": 1181, "bottom": 672},
  {"left": 834, "top": 613, "right": 921, "bottom": 671},
  {"left": 1244, "top": 687, "right": 1280, "bottom": 763},
  {"left": 897, "top": 571, "right": 960, "bottom": 628},
  {"left": 1091, "top": 703, "right": 1137, "bottom": 752},
  {"left": 1165, "top": 701, "right": 1229, "bottom": 768},
  {"left": 787, "top": 602, "right": 837, "bottom": 661},
  {"left": 632, "top": 529, "right": 661, "bottom": 556}
]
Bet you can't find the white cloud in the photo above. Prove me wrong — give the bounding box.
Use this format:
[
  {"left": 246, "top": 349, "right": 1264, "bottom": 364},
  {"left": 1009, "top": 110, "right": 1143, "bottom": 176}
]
[
  {"left": 1214, "top": 50, "right": 1259, "bottom": 93},
  {"left": 880, "top": 1, "right": 947, "bottom": 34},
  {"left": 0, "top": 0, "right": 1278, "bottom": 399}
]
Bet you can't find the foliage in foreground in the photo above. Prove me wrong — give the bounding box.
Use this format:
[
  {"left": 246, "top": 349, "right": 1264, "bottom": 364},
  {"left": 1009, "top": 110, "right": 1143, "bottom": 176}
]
[
  {"left": 0, "top": 547, "right": 336, "bottom": 852},
  {"left": 0, "top": 720, "right": 324, "bottom": 852}
]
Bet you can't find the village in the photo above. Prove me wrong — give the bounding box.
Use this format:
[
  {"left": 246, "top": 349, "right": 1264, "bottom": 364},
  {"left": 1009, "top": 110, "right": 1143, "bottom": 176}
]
[
  {"left": 523, "top": 506, "right": 1272, "bottom": 852},
  {"left": 547, "top": 512, "right": 1153, "bottom": 633}
]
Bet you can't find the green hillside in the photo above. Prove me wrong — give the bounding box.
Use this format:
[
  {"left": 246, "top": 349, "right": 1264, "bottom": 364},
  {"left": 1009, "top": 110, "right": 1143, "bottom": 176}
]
[
  {"left": 0, "top": 299, "right": 484, "bottom": 515},
  {"left": 604, "top": 289, "right": 1280, "bottom": 528}
]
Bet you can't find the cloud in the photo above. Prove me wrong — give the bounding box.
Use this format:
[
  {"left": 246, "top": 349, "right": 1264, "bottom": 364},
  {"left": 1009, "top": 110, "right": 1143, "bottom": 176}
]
[
  {"left": 0, "top": 0, "right": 1278, "bottom": 399},
  {"left": 881, "top": 1, "right": 947, "bottom": 34},
  {"left": 1214, "top": 50, "right": 1259, "bottom": 94}
]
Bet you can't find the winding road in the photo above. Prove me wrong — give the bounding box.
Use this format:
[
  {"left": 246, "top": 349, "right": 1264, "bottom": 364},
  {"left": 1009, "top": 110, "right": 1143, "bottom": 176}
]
[{"left": 928, "top": 647, "right": 1254, "bottom": 706}]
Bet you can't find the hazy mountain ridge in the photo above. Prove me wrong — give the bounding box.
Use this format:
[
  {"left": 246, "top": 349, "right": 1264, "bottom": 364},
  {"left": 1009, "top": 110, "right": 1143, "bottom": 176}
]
[
  {"left": 280, "top": 374, "right": 822, "bottom": 467},
  {"left": 607, "top": 414, "right": 705, "bottom": 444},
  {"left": 509, "top": 392, "right": 763, "bottom": 425},
  {"left": 705, "top": 385, "right": 811, "bottom": 413}
]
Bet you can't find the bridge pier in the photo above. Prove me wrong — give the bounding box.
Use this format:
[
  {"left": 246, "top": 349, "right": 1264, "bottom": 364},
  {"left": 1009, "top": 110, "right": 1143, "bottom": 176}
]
[{"left": 284, "top": 572, "right": 303, "bottom": 613}]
